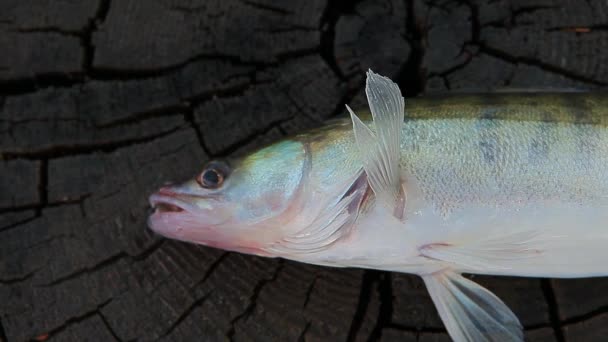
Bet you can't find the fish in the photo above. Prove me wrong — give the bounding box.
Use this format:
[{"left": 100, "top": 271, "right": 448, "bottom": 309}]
[{"left": 148, "top": 70, "right": 608, "bottom": 341}]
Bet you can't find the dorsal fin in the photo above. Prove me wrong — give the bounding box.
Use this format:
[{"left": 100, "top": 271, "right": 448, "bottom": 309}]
[{"left": 347, "top": 70, "right": 405, "bottom": 217}]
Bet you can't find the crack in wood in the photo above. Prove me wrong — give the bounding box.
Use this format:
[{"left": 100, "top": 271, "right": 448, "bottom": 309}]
[
  {"left": 385, "top": 323, "right": 445, "bottom": 334},
  {"left": 319, "top": 0, "right": 362, "bottom": 82},
  {"left": 395, "top": 0, "right": 426, "bottom": 96},
  {"left": 297, "top": 321, "right": 311, "bottom": 342},
  {"left": 282, "top": 92, "right": 321, "bottom": 123},
  {"left": 0, "top": 214, "right": 37, "bottom": 234},
  {"left": 1, "top": 43, "right": 314, "bottom": 99},
  {"left": 465, "top": 0, "right": 480, "bottom": 44},
  {"left": 183, "top": 108, "right": 212, "bottom": 157},
  {"left": 274, "top": 48, "right": 321, "bottom": 63},
  {"left": 546, "top": 24, "right": 608, "bottom": 32},
  {"left": 0, "top": 268, "right": 39, "bottom": 285},
  {"left": 0, "top": 117, "right": 85, "bottom": 126},
  {"left": 38, "top": 240, "right": 163, "bottom": 288},
  {"left": 559, "top": 305, "right": 608, "bottom": 328},
  {"left": 328, "top": 79, "right": 364, "bottom": 118},
  {"left": 92, "top": 76, "right": 256, "bottom": 130},
  {"left": 88, "top": 53, "right": 257, "bottom": 81},
  {"left": 427, "top": 48, "right": 474, "bottom": 79},
  {"left": 158, "top": 292, "right": 212, "bottom": 339},
  {"left": 95, "top": 105, "right": 188, "bottom": 129},
  {"left": 302, "top": 275, "right": 318, "bottom": 309},
  {"left": 0, "top": 196, "right": 89, "bottom": 236},
  {"left": 541, "top": 279, "right": 566, "bottom": 342},
  {"left": 0, "top": 195, "right": 89, "bottom": 216},
  {"left": 98, "top": 312, "right": 123, "bottom": 342},
  {"left": 370, "top": 272, "right": 393, "bottom": 340},
  {"left": 0, "top": 2, "right": 113, "bottom": 97},
  {"left": 253, "top": 26, "right": 318, "bottom": 34},
  {"left": 96, "top": 0, "right": 112, "bottom": 23},
  {"left": 126, "top": 240, "right": 165, "bottom": 261},
  {"left": 14, "top": 27, "right": 81, "bottom": 37},
  {"left": 168, "top": 5, "right": 208, "bottom": 13},
  {"left": 87, "top": 45, "right": 313, "bottom": 82},
  {"left": 0, "top": 56, "right": 253, "bottom": 97},
  {"left": 0, "top": 317, "right": 6, "bottom": 342},
  {"left": 240, "top": 0, "right": 293, "bottom": 15},
  {"left": 226, "top": 260, "right": 284, "bottom": 341},
  {"left": 422, "top": 0, "right": 478, "bottom": 83},
  {"left": 510, "top": 5, "right": 557, "bottom": 26},
  {"left": 2, "top": 233, "right": 83, "bottom": 269},
  {"left": 0, "top": 127, "right": 181, "bottom": 160},
  {"left": 37, "top": 159, "right": 48, "bottom": 218},
  {"left": 478, "top": 44, "right": 608, "bottom": 86},
  {"left": 460, "top": 0, "right": 607, "bottom": 88},
  {"left": 83, "top": 0, "right": 112, "bottom": 72},
  {"left": 0, "top": 74, "right": 85, "bottom": 96},
  {"left": 39, "top": 253, "right": 126, "bottom": 287},
  {"left": 34, "top": 298, "right": 113, "bottom": 341},
  {"left": 428, "top": 0, "right": 606, "bottom": 92},
  {"left": 194, "top": 252, "right": 230, "bottom": 289},
  {"left": 346, "top": 270, "right": 377, "bottom": 342},
  {"left": 185, "top": 80, "right": 255, "bottom": 107}
]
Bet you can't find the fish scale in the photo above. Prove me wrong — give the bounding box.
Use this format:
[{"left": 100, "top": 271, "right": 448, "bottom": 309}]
[
  {"left": 400, "top": 117, "right": 608, "bottom": 212},
  {"left": 301, "top": 95, "right": 608, "bottom": 215}
]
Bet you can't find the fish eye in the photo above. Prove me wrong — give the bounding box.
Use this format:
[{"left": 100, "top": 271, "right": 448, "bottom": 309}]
[{"left": 197, "top": 161, "right": 230, "bottom": 189}]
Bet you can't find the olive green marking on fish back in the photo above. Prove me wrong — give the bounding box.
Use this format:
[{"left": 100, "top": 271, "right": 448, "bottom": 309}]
[
  {"left": 558, "top": 94, "right": 598, "bottom": 159},
  {"left": 562, "top": 92, "right": 591, "bottom": 124},
  {"left": 405, "top": 93, "right": 608, "bottom": 126},
  {"left": 288, "top": 93, "right": 608, "bottom": 153}
]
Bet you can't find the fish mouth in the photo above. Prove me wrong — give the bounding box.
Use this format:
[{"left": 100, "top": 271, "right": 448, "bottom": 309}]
[
  {"left": 154, "top": 202, "right": 184, "bottom": 213},
  {"left": 149, "top": 193, "right": 197, "bottom": 215}
]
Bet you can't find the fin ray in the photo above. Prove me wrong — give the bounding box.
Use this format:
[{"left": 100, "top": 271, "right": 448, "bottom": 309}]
[
  {"left": 268, "top": 174, "right": 367, "bottom": 254},
  {"left": 422, "top": 270, "right": 523, "bottom": 342},
  {"left": 347, "top": 70, "right": 405, "bottom": 213},
  {"left": 420, "top": 229, "right": 559, "bottom": 272}
]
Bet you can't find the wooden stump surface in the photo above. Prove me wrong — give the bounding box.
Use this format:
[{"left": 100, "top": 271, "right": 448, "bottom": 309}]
[{"left": 2, "top": 0, "right": 608, "bottom": 341}]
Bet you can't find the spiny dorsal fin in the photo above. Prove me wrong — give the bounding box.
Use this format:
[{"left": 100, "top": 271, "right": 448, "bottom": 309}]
[{"left": 347, "top": 70, "right": 405, "bottom": 216}]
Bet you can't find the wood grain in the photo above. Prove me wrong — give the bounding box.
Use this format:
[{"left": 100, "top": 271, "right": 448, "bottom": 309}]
[{"left": 1, "top": 0, "right": 607, "bottom": 341}]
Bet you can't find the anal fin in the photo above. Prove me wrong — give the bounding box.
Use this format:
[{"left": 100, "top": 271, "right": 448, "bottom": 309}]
[{"left": 422, "top": 270, "right": 523, "bottom": 342}]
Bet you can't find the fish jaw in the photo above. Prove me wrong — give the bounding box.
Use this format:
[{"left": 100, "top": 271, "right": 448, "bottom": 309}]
[
  {"left": 147, "top": 191, "right": 225, "bottom": 243},
  {"left": 147, "top": 190, "right": 270, "bottom": 256}
]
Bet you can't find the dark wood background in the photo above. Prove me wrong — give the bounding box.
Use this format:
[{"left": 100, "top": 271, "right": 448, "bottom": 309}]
[{"left": 1, "top": 0, "right": 608, "bottom": 341}]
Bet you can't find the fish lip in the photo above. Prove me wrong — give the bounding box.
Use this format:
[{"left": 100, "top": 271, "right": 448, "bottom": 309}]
[{"left": 149, "top": 193, "right": 199, "bottom": 215}]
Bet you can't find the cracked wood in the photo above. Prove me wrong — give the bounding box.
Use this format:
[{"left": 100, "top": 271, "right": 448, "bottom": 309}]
[{"left": 1, "top": 0, "right": 608, "bottom": 341}]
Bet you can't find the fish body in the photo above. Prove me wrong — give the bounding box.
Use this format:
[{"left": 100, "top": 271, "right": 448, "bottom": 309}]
[
  {"left": 148, "top": 72, "right": 608, "bottom": 341},
  {"left": 291, "top": 92, "right": 608, "bottom": 277}
]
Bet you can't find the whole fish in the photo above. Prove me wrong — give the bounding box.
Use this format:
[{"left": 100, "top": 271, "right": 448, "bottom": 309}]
[{"left": 148, "top": 71, "right": 608, "bottom": 341}]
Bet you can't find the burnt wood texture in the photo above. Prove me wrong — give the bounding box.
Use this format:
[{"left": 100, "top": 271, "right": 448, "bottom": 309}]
[{"left": 1, "top": 0, "right": 608, "bottom": 341}]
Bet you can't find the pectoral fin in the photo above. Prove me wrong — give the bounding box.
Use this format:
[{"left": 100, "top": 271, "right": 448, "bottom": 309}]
[
  {"left": 422, "top": 270, "right": 523, "bottom": 342},
  {"left": 347, "top": 70, "right": 405, "bottom": 215},
  {"left": 267, "top": 174, "right": 368, "bottom": 255}
]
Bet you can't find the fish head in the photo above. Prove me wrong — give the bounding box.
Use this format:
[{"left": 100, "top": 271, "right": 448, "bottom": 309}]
[{"left": 148, "top": 140, "right": 310, "bottom": 255}]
